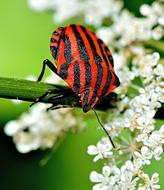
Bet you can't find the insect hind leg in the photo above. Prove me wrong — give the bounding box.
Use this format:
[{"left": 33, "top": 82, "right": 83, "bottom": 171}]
[
  {"left": 47, "top": 102, "right": 73, "bottom": 111},
  {"left": 47, "top": 91, "right": 75, "bottom": 111},
  {"left": 37, "top": 59, "right": 58, "bottom": 82}
]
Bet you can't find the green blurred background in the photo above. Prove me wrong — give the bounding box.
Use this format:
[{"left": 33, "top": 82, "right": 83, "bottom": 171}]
[{"left": 0, "top": 0, "right": 163, "bottom": 190}]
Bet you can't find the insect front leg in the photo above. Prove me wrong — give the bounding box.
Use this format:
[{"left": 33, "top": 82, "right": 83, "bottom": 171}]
[
  {"left": 47, "top": 92, "right": 75, "bottom": 111},
  {"left": 30, "top": 88, "right": 60, "bottom": 107},
  {"left": 37, "top": 59, "right": 58, "bottom": 82}
]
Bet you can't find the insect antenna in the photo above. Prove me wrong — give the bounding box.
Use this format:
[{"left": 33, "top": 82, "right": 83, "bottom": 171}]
[{"left": 92, "top": 109, "right": 115, "bottom": 148}]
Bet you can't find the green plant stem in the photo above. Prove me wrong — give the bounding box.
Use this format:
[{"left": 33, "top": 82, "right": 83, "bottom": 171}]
[
  {"left": 0, "top": 77, "right": 163, "bottom": 118},
  {"left": 144, "top": 40, "right": 164, "bottom": 54},
  {"left": 0, "top": 77, "right": 61, "bottom": 103},
  {"left": 0, "top": 77, "right": 117, "bottom": 111}
]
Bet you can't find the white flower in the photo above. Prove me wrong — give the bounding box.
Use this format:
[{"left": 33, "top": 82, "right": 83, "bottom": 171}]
[
  {"left": 4, "top": 121, "right": 23, "bottom": 136},
  {"left": 140, "top": 1, "right": 164, "bottom": 26},
  {"left": 136, "top": 132, "right": 149, "bottom": 144},
  {"left": 28, "top": 0, "right": 56, "bottom": 11},
  {"left": 90, "top": 166, "right": 114, "bottom": 190},
  {"left": 140, "top": 4, "right": 152, "bottom": 16},
  {"left": 84, "top": 0, "right": 123, "bottom": 26},
  {"left": 28, "top": 0, "right": 123, "bottom": 26},
  {"left": 152, "top": 146, "right": 163, "bottom": 160},
  {"left": 138, "top": 173, "right": 160, "bottom": 190},
  {"left": 121, "top": 160, "right": 140, "bottom": 175},
  {"left": 90, "top": 161, "right": 140, "bottom": 190},
  {"left": 154, "top": 64, "right": 164, "bottom": 76},
  {"left": 112, "top": 51, "right": 127, "bottom": 70},
  {"left": 152, "top": 26, "right": 164, "bottom": 40},
  {"left": 158, "top": 15, "right": 164, "bottom": 26},
  {"left": 119, "top": 168, "right": 139, "bottom": 190},
  {"left": 53, "top": 0, "right": 83, "bottom": 23},
  {"left": 14, "top": 131, "right": 42, "bottom": 153},
  {"left": 87, "top": 138, "right": 113, "bottom": 162},
  {"left": 97, "top": 27, "right": 115, "bottom": 44},
  {"left": 138, "top": 53, "right": 160, "bottom": 84},
  {"left": 134, "top": 146, "right": 152, "bottom": 166},
  {"left": 146, "top": 131, "right": 161, "bottom": 148},
  {"left": 115, "top": 66, "right": 135, "bottom": 94},
  {"left": 104, "top": 118, "right": 126, "bottom": 137},
  {"left": 159, "top": 125, "right": 164, "bottom": 143}
]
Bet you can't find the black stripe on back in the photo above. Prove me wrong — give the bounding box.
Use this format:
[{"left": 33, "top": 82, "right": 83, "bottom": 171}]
[
  {"left": 104, "top": 46, "right": 114, "bottom": 67},
  {"left": 53, "top": 31, "right": 59, "bottom": 35},
  {"left": 50, "top": 39, "right": 61, "bottom": 60},
  {"left": 101, "top": 70, "right": 112, "bottom": 96},
  {"left": 50, "top": 38, "right": 57, "bottom": 43},
  {"left": 73, "top": 61, "right": 80, "bottom": 94},
  {"left": 71, "top": 25, "right": 90, "bottom": 62},
  {"left": 51, "top": 27, "right": 65, "bottom": 61},
  {"left": 71, "top": 25, "right": 92, "bottom": 106},
  {"left": 114, "top": 73, "right": 120, "bottom": 87},
  {"left": 80, "top": 26, "right": 103, "bottom": 107},
  {"left": 53, "top": 27, "right": 64, "bottom": 36},
  {"left": 108, "top": 54, "right": 114, "bottom": 67},
  {"left": 59, "top": 35, "right": 72, "bottom": 79},
  {"left": 97, "top": 39, "right": 112, "bottom": 97},
  {"left": 50, "top": 46, "right": 57, "bottom": 59},
  {"left": 97, "top": 39, "right": 108, "bottom": 64}
]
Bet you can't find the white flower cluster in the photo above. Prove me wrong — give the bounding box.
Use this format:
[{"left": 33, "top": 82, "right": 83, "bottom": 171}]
[
  {"left": 4, "top": 73, "right": 85, "bottom": 153},
  {"left": 86, "top": 1, "right": 164, "bottom": 189},
  {"left": 88, "top": 137, "right": 113, "bottom": 162},
  {"left": 28, "top": 0, "right": 123, "bottom": 26},
  {"left": 88, "top": 52, "right": 164, "bottom": 189},
  {"left": 90, "top": 162, "right": 160, "bottom": 190},
  {"left": 97, "top": 1, "right": 164, "bottom": 47},
  {"left": 4, "top": 104, "right": 84, "bottom": 153}
]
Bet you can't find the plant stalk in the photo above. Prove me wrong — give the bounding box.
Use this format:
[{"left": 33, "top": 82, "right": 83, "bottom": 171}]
[{"left": 0, "top": 77, "right": 118, "bottom": 111}]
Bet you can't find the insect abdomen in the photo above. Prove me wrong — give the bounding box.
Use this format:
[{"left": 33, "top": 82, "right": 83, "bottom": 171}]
[{"left": 50, "top": 27, "right": 65, "bottom": 60}]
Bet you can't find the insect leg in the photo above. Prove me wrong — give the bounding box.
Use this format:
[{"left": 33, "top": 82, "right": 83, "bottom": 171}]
[
  {"left": 30, "top": 88, "right": 75, "bottom": 107},
  {"left": 46, "top": 93, "right": 68, "bottom": 111},
  {"left": 37, "top": 59, "right": 58, "bottom": 82},
  {"left": 47, "top": 92, "right": 75, "bottom": 111},
  {"left": 92, "top": 109, "right": 115, "bottom": 148},
  {"left": 48, "top": 105, "right": 73, "bottom": 111},
  {"left": 47, "top": 103, "right": 73, "bottom": 111},
  {"left": 30, "top": 89, "right": 58, "bottom": 107}
]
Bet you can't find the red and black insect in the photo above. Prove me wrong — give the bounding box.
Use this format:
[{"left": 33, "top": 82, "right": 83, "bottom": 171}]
[{"left": 33, "top": 24, "right": 120, "bottom": 147}]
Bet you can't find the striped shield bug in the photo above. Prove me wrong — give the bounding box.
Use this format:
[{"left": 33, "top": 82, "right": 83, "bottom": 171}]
[{"left": 32, "top": 24, "right": 120, "bottom": 147}]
